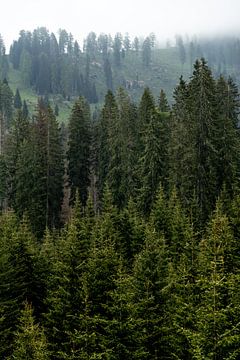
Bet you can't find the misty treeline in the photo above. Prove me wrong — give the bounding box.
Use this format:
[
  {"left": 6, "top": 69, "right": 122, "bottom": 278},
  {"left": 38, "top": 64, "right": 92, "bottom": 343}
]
[
  {"left": 1, "top": 58, "right": 240, "bottom": 359},
  {"left": 0, "top": 29, "right": 240, "bottom": 102}
]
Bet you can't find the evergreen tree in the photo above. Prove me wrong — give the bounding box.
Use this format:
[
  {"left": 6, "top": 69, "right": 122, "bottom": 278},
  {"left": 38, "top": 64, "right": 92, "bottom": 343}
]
[
  {"left": 104, "top": 57, "right": 113, "bottom": 91},
  {"left": 15, "top": 105, "right": 64, "bottom": 236},
  {"left": 9, "top": 303, "right": 49, "bottom": 360},
  {"left": 142, "top": 37, "right": 151, "bottom": 67},
  {"left": 67, "top": 97, "right": 91, "bottom": 206},
  {"left": 22, "top": 100, "right": 29, "bottom": 119},
  {"left": 44, "top": 194, "right": 92, "bottom": 358},
  {"left": 130, "top": 229, "right": 170, "bottom": 359},
  {"left": 188, "top": 59, "right": 218, "bottom": 224},
  {"left": 97, "top": 91, "right": 119, "bottom": 199},
  {"left": 158, "top": 89, "right": 170, "bottom": 112},
  {"left": 215, "top": 76, "right": 240, "bottom": 197},
  {"left": 4, "top": 110, "right": 30, "bottom": 208},
  {"left": 138, "top": 111, "right": 169, "bottom": 214},
  {"left": 0, "top": 215, "right": 44, "bottom": 358},
  {"left": 113, "top": 33, "right": 122, "bottom": 67},
  {"left": 14, "top": 88, "right": 22, "bottom": 109}
]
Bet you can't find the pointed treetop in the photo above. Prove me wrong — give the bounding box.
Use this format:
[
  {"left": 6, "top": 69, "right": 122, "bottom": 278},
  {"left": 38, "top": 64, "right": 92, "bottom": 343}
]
[
  {"left": 14, "top": 88, "right": 22, "bottom": 109},
  {"left": 158, "top": 89, "right": 170, "bottom": 112}
]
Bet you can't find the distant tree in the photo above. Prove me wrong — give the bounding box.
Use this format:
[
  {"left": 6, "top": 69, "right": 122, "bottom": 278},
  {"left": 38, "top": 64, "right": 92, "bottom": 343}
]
[
  {"left": 54, "top": 103, "right": 59, "bottom": 117},
  {"left": 123, "top": 33, "right": 131, "bottom": 52},
  {"left": 142, "top": 37, "right": 151, "bottom": 67},
  {"left": 22, "top": 100, "right": 29, "bottom": 119},
  {"left": 97, "top": 33, "right": 109, "bottom": 59},
  {"left": 19, "top": 50, "right": 32, "bottom": 87},
  {"left": 85, "top": 31, "right": 97, "bottom": 59},
  {"left": 14, "top": 88, "right": 22, "bottom": 109},
  {"left": 176, "top": 35, "right": 186, "bottom": 69},
  {"left": 133, "top": 37, "right": 140, "bottom": 54},
  {"left": 104, "top": 58, "right": 113, "bottom": 91},
  {"left": 113, "top": 33, "right": 122, "bottom": 67}
]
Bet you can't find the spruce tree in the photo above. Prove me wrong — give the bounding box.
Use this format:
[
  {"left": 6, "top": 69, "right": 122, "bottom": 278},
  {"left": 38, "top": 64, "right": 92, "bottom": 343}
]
[
  {"left": 9, "top": 303, "right": 49, "bottom": 360},
  {"left": 67, "top": 97, "right": 91, "bottom": 206},
  {"left": 130, "top": 229, "right": 170, "bottom": 359},
  {"left": 158, "top": 89, "right": 170, "bottom": 112},
  {"left": 14, "top": 88, "right": 22, "bottom": 109},
  {"left": 138, "top": 111, "right": 169, "bottom": 215},
  {"left": 215, "top": 76, "right": 240, "bottom": 197},
  {"left": 188, "top": 58, "right": 218, "bottom": 224},
  {"left": 15, "top": 105, "right": 64, "bottom": 237},
  {"left": 22, "top": 100, "right": 29, "bottom": 119}
]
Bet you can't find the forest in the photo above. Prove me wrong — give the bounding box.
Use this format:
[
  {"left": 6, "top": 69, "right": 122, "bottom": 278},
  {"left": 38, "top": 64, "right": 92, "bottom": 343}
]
[{"left": 0, "top": 29, "right": 240, "bottom": 359}]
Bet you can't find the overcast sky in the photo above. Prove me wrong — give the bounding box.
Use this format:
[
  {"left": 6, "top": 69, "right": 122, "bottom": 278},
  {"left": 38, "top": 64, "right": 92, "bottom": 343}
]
[{"left": 1, "top": 0, "right": 240, "bottom": 50}]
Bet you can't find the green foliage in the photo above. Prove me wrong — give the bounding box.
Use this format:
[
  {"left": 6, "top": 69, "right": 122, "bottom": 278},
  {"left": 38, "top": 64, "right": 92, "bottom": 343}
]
[
  {"left": 1, "top": 55, "right": 240, "bottom": 360},
  {"left": 158, "top": 89, "right": 170, "bottom": 112},
  {"left": 67, "top": 97, "right": 91, "bottom": 206},
  {"left": 9, "top": 303, "right": 49, "bottom": 360}
]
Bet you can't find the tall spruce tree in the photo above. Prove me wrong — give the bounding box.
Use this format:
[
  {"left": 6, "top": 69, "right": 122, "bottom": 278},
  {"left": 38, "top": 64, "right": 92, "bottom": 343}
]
[
  {"left": 67, "top": 97, "right": 91, "bottom": 206},
  {"left": 15, "top": 104, "right": 64, "bottom": 236}
]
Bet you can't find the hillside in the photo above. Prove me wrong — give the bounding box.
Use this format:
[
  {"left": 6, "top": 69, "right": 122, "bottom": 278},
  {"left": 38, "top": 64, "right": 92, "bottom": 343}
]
[{"left": 5, "top": 30, "right": 240, "bottom": 122}]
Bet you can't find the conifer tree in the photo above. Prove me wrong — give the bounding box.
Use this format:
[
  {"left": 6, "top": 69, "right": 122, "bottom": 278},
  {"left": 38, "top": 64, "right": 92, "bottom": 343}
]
[
  {"left": 67, "top": 97, "right": 91, "bottom": 206},
  {"left": 15, "top": 105, "right": 63, "bottom": 236},
  {"left": 158, "top": 89, "right": 170, "bottom": 112},
  {"left": 44, "top": 194, "right": 92, "bottom": 358},
  {"left": 22, "top": 100, "right": 29, "bottom": 119},
  {"left": 9, "top": 303, "right": 49, "bottom": 360},
  {"left": 138, "top": 111, "right": 169, "bottom": 214},
  {"left": 0, "top": 215, "right": 44, "bottom": 358},
  {"left": 97, "top": 91, "right": 119, "bottom": 199},
  {"left": 187, "top": 202, "right": 238, "bottom": 359},
  {"left": 188, "top": 58, "right": 218, "bottom": 224},
  {"left": 130, "top": 229, "right": 170, "bottom": 358},
  {"left": 4, "top": 110, "right": 29, "bottom": 208},
  {"left": 215, "top": 76, "right": 240, "bottom": 197},
  {"left": 14, "top": 88, "right": 22, "bottom": 109}
]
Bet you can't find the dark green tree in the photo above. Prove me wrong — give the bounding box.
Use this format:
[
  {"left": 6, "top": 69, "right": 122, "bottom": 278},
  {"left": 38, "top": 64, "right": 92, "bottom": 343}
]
[
  {"left": 14, "top": 88, "right": 22, "bottom": 109},
  {"left": 67, "top": 97, "right": 91, "bottom": 206},
  {"left": 10, "top": 303, "right": 49, "bottom": 360},
  {"left": 158, "top": 89, "right": 170, "bottom": 112}
]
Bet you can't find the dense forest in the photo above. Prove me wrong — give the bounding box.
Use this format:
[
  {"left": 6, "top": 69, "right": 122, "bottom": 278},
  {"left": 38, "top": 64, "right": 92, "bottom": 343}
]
[{"left": 1, "top": 29, "right": 240, "bottom": 359}]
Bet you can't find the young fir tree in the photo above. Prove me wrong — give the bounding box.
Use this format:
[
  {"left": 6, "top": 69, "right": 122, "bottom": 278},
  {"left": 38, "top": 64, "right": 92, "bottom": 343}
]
[
  {"left": 67, "top": 97, "right": 91, "bottom": 206},
  {"left": 9, "top": 303, "right": 49, "bottom": 360}
]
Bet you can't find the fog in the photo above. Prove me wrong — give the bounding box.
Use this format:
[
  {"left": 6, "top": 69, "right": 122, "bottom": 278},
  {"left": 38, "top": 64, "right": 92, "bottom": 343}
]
[{"left": 1, "top": 0, "right": 240, "bottom": 50}]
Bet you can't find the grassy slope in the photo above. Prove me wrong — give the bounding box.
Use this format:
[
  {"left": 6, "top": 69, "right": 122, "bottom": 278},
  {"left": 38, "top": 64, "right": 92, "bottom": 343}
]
[
  {"left": 8, "top": 64, "right": 72, "bottom": 123},
  {"left": 7, "top": 46, "right": 238, "bottom": 123}
]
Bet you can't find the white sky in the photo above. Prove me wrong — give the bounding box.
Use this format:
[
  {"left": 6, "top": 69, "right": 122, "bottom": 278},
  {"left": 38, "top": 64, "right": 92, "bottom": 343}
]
[{"left": 2, "top": 0, "right": 240, "bottom": 50}]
